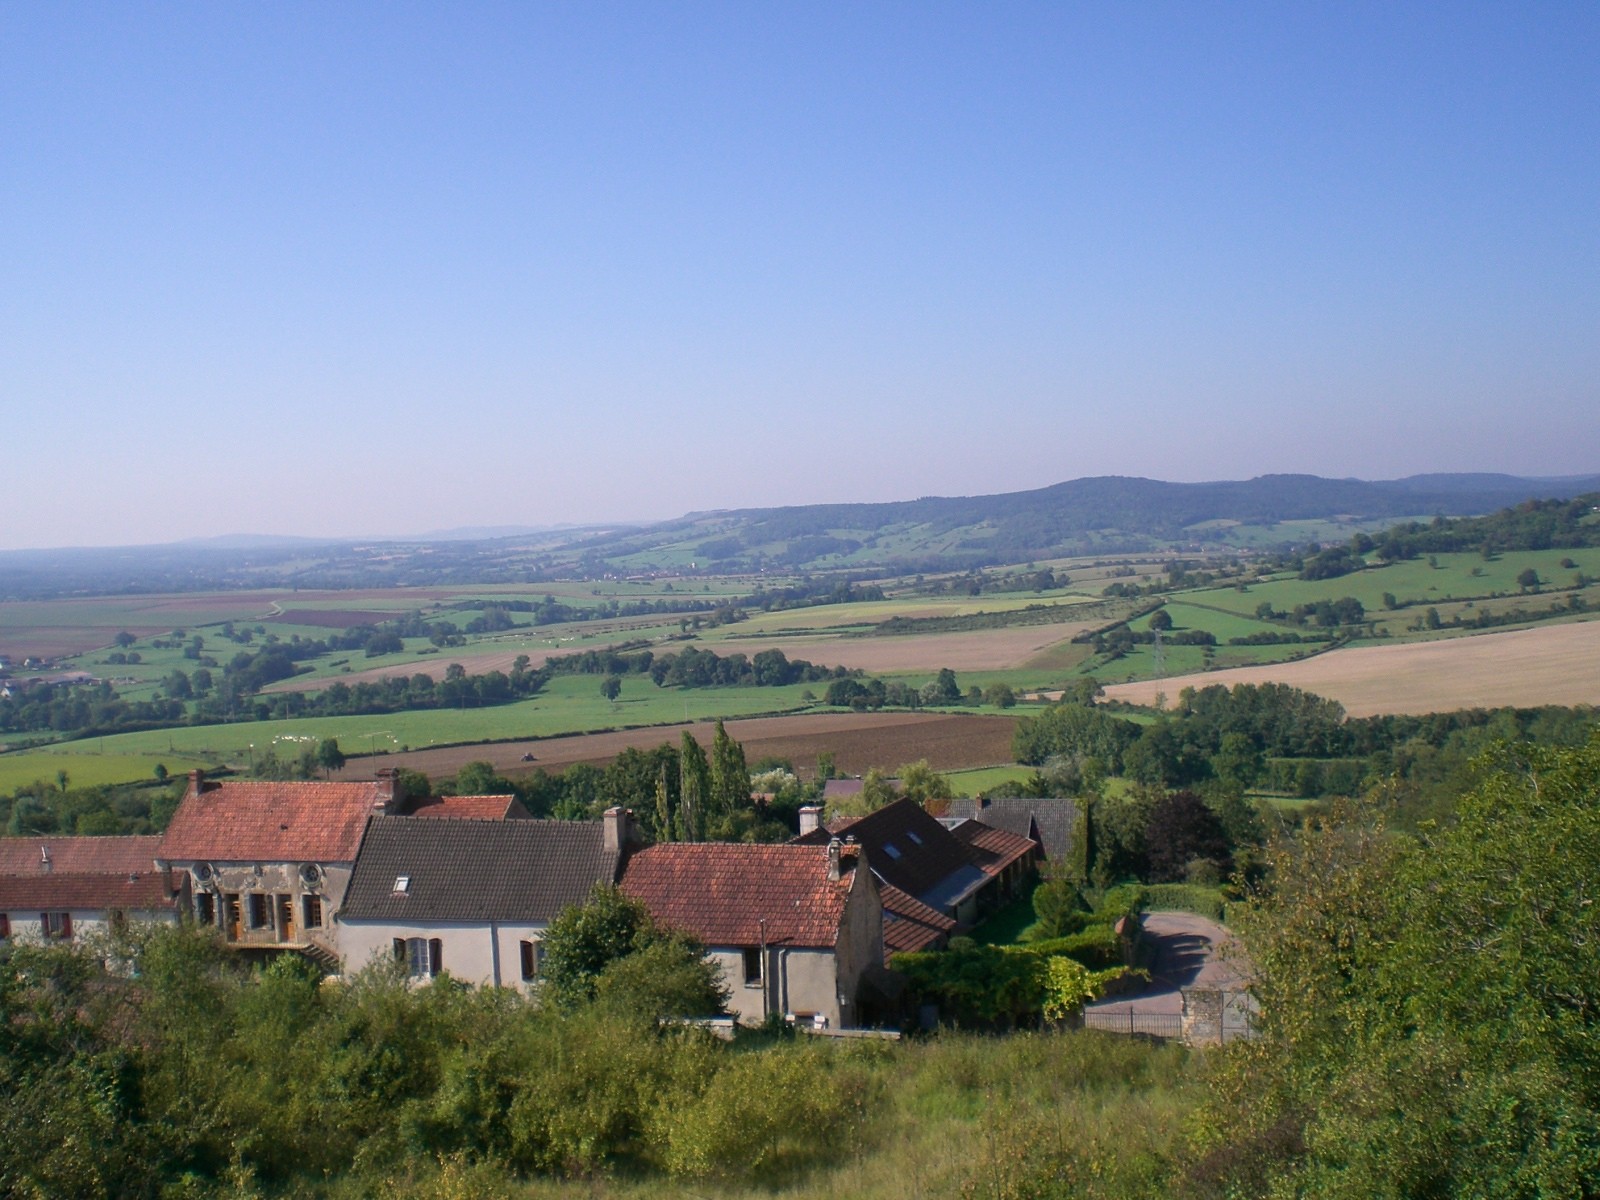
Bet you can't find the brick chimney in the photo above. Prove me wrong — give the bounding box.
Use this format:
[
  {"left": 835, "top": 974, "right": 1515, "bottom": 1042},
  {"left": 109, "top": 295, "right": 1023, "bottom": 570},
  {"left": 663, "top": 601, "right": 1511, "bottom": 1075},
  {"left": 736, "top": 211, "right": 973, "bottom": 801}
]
[
  {"left": 799, "top": 805, "right": 824, "bottom": 837},
  {"left": 603, "top": 807, "right": 634, "bottom": 857},
  {"left": 826, "top": 836, "right": 842, "bottom": 882},
  {"left": 188, "top": 768, "right": 206, "bottom": 795},
  {"left": 375, "top": 767, "right": 403, "bottom": 811}
]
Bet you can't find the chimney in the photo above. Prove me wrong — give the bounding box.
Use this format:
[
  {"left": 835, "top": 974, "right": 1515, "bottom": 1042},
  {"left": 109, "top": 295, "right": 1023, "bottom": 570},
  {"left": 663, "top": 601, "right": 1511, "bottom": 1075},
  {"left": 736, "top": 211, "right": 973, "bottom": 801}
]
[
  {"left": 799, "top": 805, "right": 824, "bottom": 837},
  {"left": 188, "top": 768, "right": 206, "bottom": 795},
  {"left": 603, "top": 806, "right": 633, "bottom": 857},
  {"left": 826, "top": 836, "right": 842, "bottom": 882},
  {"left": 375, "top": 767, "right": 402, "bottom": 811}
]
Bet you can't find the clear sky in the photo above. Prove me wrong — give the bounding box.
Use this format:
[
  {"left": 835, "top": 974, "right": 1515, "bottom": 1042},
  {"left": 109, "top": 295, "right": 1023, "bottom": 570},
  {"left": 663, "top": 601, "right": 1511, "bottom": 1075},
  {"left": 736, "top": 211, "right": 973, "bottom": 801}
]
[{"left": 3, "top": 3, "right": 1596, "bottom": 549}]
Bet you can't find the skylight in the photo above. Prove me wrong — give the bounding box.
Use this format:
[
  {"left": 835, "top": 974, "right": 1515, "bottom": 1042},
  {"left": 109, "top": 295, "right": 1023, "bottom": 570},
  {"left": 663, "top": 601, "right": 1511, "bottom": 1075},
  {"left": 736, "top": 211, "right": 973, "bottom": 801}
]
[
  {"left": 906, "top": 831, "right": 922, "bottom": 845},
  {"left": 882, "top": 843, "right": 901, "bottom": 859},
  {"left": 394, "top": 875, "right": 411, "bottom": 894}
]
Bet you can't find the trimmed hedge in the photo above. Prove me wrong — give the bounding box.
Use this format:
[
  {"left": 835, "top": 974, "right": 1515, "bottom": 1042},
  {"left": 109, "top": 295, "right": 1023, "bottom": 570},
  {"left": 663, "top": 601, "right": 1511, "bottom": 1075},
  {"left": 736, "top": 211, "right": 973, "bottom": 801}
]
[{"left": 1142, "top": 883, "right": 1225, "bottom": 922}]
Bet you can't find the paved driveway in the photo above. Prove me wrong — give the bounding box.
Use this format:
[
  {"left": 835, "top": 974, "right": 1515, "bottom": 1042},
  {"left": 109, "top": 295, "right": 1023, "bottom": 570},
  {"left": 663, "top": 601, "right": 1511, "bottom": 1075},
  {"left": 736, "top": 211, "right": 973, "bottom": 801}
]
[{"left": 1084, "top": 911, "right": 1249, "bottom": 1017}]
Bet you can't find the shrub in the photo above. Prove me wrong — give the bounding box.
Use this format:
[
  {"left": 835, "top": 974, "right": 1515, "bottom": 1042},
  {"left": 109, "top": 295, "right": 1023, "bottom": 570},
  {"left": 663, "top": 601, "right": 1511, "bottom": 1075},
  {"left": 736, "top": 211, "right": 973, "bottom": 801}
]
[{"left": 1143, "top": 883, "right": 1226, "bottom": 921}]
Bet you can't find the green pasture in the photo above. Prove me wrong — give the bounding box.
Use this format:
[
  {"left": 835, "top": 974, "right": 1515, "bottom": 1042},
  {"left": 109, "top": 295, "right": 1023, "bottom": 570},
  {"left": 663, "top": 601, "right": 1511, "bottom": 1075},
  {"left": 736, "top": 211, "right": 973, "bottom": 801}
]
[
  {"left": 1130, "top": 601, "right": 1284, "bottom": 642},
  {"left": 0, "top": 751, "right": 213, "bottom": 795},
  {"left": 1197, "top": 549, "right": 1600, "bottom": 620},
  {"left": 1082, "top": 639, "right": 1316, "bottom": 686},
  {"left": 944, "top": 764, "right": 1033, "bottom": 795},
  {"left": 0, "top": 676, "right": 823, "bottom": 786}
]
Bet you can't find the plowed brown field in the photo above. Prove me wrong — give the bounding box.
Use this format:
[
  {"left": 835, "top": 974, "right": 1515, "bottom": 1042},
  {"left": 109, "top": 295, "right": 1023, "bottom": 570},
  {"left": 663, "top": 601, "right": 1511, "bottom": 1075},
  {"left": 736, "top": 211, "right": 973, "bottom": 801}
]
[
  {"left": 1103, "top": 620, "right": 1600, "bottom": 716},
  {"left": 333, "top": 711, "right": 1020, "bottom": 782}
]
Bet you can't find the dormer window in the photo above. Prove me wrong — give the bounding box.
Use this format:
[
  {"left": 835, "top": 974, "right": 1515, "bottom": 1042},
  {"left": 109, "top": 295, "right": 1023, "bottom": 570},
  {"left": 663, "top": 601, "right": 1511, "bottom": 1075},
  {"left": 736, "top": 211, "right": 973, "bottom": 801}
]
[{"left": 393, "top": 875, "right": 410, "bottom": 894}]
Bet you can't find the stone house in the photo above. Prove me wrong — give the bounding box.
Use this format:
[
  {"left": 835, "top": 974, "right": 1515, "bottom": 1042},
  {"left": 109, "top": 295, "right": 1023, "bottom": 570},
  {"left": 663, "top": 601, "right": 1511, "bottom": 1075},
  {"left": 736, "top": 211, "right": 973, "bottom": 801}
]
[
  {"left": 620, "top": 838, "right": 883, "bottom": 1029},
  {"left": 337, "top": 807, "right": 629, "bottom": 987},
  {"left": 157, "top": 769, "right": 405, "bottom": 965}
]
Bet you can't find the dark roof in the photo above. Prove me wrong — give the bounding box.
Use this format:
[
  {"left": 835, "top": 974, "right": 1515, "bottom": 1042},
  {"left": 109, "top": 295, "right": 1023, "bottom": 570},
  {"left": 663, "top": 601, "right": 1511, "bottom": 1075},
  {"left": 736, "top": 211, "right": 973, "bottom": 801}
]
[
  {"left": 404, "top": 794, "right": 530, "bottom": 820},
  {"left": 339, "top": 816, "right": 619, "bottom": 923},
  {"left": 797, "top": 797, "right": 975, "bottom": 903},
  {"left": 944, "top": 797, "right": 1080, "bottom": 863},
  {"left": 160, "top": 778, "right": 396, "bottom": 863},
  {"left": 879, "top": 882, "right": 956, "bottom": 954},
  {"left": 620, "top": 842, "right": 854, "bottom": 949}
]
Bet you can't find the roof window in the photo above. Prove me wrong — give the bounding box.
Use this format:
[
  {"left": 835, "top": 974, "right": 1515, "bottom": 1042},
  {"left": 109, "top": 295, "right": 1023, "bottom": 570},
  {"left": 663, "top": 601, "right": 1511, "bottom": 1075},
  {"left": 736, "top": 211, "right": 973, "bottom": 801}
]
[
  {"left": 882, "top": 843, "right": 902, "bottom": 860},
  {"left": 906, "top": 831, "right": 923, "bottom": 845},
  {"left": 393, "top": 875, "right": 411, "bottom": 894}
]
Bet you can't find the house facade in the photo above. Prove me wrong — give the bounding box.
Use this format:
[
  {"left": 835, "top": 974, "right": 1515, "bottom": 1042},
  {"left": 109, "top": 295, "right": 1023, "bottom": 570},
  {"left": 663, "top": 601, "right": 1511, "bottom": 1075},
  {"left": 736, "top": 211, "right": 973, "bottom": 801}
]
[
  {"left": 337, "top": 807, "right": 629, "bottom": 987},
  {"left": 157, "top": 769, "right": 404, "bottom": 963},
  {"left": 621, "top": 838, "right": 883, "bottom": 1028}
]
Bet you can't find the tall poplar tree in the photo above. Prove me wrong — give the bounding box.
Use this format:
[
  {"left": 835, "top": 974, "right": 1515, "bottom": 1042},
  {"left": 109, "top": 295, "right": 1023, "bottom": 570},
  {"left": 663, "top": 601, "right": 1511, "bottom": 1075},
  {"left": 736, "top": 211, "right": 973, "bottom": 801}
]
[
  {"left": 708, "top": 719, "right": 751, "bottom": 819},
  {"left": 677, "top": 731, "right": 709, "bottom": 842}
]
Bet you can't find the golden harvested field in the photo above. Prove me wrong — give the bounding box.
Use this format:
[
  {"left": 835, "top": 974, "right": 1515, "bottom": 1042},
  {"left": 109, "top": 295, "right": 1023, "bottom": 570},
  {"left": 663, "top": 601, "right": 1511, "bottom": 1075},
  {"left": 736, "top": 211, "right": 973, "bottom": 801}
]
[
  {"left": 334, "top": 711, "right": 1020, "bottom": 782},
  {"left": 714, "top": 624, "right": 1096, "bottom": 674},
  {"left": 1103, "top": 619, "right": 1600, "bottom": 716}
]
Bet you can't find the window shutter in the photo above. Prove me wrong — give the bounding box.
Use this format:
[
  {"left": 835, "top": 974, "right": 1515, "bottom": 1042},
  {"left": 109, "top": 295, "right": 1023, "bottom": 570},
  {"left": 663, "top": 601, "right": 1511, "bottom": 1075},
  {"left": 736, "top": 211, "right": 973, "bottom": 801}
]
[
  {"left": 520, "top": 940, "right": 535, "bottom": 981},
  {"left": 61, "top": 913, "right": 71, "bottom": 939},
  {"left": 393, "top": 937, "right": 405, "bottom": 963},
  {"left": 428, "top": 938, "right": 442, "bottom": 977},
  {"left": 0, "top": 914, "right": 9, "bottom": 939}
]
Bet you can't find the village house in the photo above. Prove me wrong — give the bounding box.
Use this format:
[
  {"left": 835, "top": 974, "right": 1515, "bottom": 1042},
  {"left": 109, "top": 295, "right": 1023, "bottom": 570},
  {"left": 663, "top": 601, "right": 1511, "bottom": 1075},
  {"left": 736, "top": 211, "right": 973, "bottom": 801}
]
[
  {"left": 337, "top": 807, "right": 629, "bottom": 987},
  {"left": 797, "top": 796, "right": 1038, "bottom": 930},
  {"left": 156, "top": 769, "right": 406, "bottom": 966},
  {"left": 620, "top": 837, "right": 883, "bottom": 1029},
  {"left": 941, "top": 796, "right": 1081, "bottom": 869},
  {"left": 0, "top": 834, "right": 178, "bottom": 943}
]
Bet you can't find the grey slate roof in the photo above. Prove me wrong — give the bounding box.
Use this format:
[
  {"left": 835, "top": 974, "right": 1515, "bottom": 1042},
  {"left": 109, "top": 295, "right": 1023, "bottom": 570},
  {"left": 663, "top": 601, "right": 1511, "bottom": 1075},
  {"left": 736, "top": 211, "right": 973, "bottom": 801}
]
[
  {"left": 944, "top": 797, "right": 1080, "bottom": 864},
  {"left": 340, "top": 816, "right": 619, "bottom": 923}
]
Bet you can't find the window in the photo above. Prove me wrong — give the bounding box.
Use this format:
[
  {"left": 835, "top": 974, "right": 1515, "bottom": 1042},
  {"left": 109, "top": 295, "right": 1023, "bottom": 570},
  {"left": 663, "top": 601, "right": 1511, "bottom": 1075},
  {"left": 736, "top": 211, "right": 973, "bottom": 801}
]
[
  {"left": 882, "top": 843, "right": 902, "bottom": 860},
  {"left": 905, "top": 831, "right": 923, "bottom": 846},
  {"left": 196, "top": 893, "right": 215, "bottom": 925},
  {"left": 394, "top": 936, "right": 442, "bottom": 978},
  {"left": 743, "top": 946, "right": 763, "bottom": 986},
  {"left": 519, "top": 939, "right": 544, "bottom": 982},
  {"left": 42, "top": 912, "right": 72, "bottom": 939},
  {"left": 247, "top": 893, "right": 269, "bottom": 929},
  {"left": 301, "top": 893, "right": 323, "bottom": 928},
  {"left": 393, "top": 875, "right": 410, "bottom": 894}
]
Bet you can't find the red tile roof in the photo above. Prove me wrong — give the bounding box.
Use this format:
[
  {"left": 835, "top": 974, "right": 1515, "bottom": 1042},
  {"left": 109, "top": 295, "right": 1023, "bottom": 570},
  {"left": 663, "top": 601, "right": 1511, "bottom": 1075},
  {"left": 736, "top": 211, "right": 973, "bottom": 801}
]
[
  {"left": 159, "top": 778, "right": 397, "bottom": 863},
  {"left": 0, "top": 872, "right": 175, "bottom": 913},
  {"left": 951, "top": 820, "right": 1039, "bottom": 876},
  {"left": 879, "top": 882, "right": 957, "bottom": 953},
  {"left": 404, "top": 794, "right": 529, "bottom": 820},
  {"left": 621, "top": 843, "right": 853, "bottom": 949},
  {"left": 0, "top": 836, "right": 162, "bottom": 877}
]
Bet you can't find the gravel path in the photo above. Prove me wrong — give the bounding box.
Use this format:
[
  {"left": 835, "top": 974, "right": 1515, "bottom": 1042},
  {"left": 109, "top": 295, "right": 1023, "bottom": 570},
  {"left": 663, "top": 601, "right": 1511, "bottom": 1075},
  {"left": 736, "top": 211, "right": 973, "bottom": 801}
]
[{"left": 1085, "top": 911, "right": 1249, "bottom": 1017}]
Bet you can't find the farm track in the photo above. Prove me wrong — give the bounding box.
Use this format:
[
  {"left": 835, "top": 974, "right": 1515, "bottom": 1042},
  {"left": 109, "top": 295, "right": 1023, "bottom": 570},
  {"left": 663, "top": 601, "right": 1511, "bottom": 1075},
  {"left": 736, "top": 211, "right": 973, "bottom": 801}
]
[
  {"left": 332, "top": 711, "right": 1020, "bottom": 782},
  {"left": 1103, "top": 618, "right": 1600, "bottom": 716}
]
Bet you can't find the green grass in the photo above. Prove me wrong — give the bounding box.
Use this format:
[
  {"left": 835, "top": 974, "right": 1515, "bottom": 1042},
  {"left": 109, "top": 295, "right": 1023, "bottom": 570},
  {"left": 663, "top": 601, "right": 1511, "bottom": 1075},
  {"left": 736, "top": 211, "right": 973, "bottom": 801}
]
[
  {"left": 969, "top": 888, "right": 1042, "bottom": 945},
  {"left": 945, "top": 764, "right": 1033, "bottom": 795},
  {"left": 0, "top": 676, "right": 825, "bottom": 786},
  {"left": 0, "top": 751, "right": 213, "bottom": 794}
]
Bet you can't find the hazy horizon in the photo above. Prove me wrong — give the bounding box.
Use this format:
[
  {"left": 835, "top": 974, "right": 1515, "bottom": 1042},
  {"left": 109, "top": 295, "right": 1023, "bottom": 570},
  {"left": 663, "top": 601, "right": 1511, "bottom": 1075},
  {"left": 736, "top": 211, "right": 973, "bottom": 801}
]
[{"left": 5, "top": 4, "right": 1597, "bottom": 551}]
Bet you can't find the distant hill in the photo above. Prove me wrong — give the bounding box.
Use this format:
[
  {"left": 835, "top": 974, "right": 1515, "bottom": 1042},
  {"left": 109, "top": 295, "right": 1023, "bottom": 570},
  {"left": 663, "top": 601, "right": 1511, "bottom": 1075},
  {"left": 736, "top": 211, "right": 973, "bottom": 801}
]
[
  {"left": 3, "top": 473, "right": 1596, "bottom": 598},
  {"left": 559, "top": 473, "right": 1600, "bottom": 572}
]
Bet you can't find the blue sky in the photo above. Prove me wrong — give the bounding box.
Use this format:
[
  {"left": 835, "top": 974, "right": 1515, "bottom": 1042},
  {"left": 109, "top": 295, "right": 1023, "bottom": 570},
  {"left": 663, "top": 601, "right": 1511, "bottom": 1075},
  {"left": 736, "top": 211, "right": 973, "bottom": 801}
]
[{"left": 3, "top": 3, "right": 1596, "bottom": 549}]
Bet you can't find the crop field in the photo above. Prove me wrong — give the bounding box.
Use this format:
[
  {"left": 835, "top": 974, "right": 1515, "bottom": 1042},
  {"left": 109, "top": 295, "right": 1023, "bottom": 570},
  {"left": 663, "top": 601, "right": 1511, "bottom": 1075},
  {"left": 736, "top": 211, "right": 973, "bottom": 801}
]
[
  {"left": 335, "top": 711, "right": 1023, "bottom": 783},
  {"left": 1103, "top": 619, "right": 1600, "bottom": 716},
  {"left": 700, "top": 624, "right": 1100, "bottom": 674}
]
